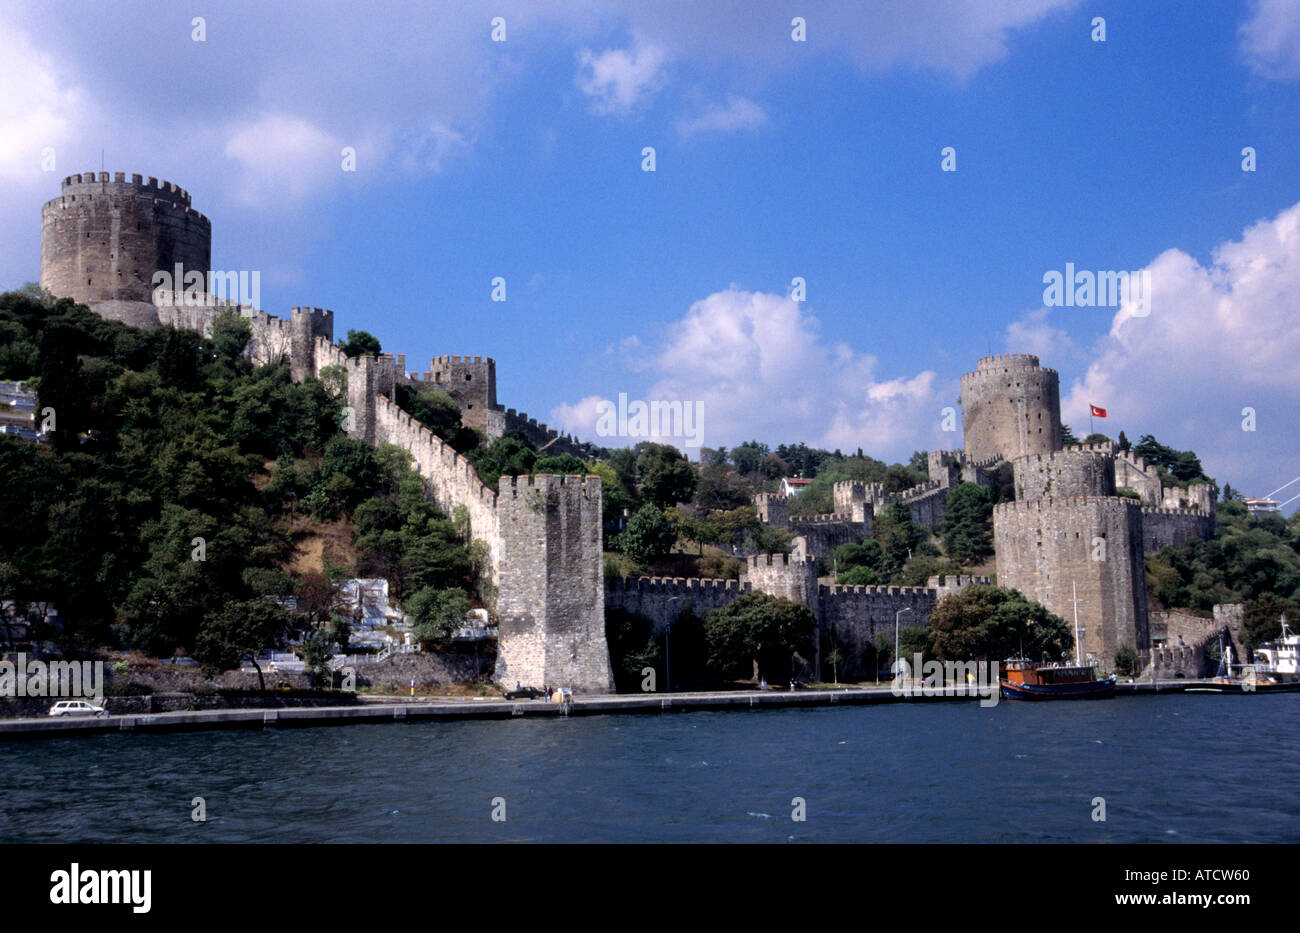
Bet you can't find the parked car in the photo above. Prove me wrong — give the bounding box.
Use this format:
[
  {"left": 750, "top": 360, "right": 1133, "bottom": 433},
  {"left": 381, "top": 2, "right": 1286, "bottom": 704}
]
[
  {"left": 504, "top": 686, "right": 543, "bottom": 700},
  {"left": 48, "top": 700, "right": 108, "bottom": 718}
]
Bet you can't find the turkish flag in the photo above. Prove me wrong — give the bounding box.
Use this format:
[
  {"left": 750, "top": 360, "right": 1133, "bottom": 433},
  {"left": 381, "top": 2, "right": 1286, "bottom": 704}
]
[{"left": 1090, "top": 404, "right": 1107, "bottom": 418}]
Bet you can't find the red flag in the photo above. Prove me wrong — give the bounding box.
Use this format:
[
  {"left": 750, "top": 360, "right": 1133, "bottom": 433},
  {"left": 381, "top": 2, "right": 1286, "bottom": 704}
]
[{"left": 1089, "top": 404, "right": 1107, "bottom": 418}]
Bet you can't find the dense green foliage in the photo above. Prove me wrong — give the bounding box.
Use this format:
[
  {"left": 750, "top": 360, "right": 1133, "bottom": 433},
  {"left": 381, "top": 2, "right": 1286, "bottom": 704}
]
[
  {"left": 1146, "top": 500, "right": 1300, "bottom": 649},
  {"left": 0, "top": 291, "right": 480, "bottom": 665},
  {"left": 704, "top": 591, "right": 816, "bottom": 682},
  {"left": 340, "top": 329, "right": 381, "bottom": 358},
  {"left": 922, "top": 585, "right": 1074, "bottom": 662},
  {"left": 393, "top": 382, "right": 478, "bottom": 451},
  {"left": 939, "top": 482, "right": 994, "bottom": 564}
]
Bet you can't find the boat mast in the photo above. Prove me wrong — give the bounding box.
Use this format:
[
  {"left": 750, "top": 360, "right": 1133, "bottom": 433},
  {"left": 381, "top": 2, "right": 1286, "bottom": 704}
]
[{"left": 1072, "top": 580, "right": 1082, "bottom": 666}]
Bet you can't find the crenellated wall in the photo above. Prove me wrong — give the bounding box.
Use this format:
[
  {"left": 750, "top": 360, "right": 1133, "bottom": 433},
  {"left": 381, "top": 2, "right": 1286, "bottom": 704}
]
[
  {"left": 498, "top": 407, "right": 585, "bottom": 456},
  {"left": 1012, "top": 445, "right": 1116, "bottom": 501},
  {"left": 422, "top": 355, "right": 497, "bottom": 431},
  {"left": 1140, "top": 506, "right": 1214, "bottom": 555},
  {"left": 1114, "top": 451, "right": 1163, "bottom": 505},
  {"left": 993, "top": 496, "right": 1149, "bottom": 665},
  {"left": 755, "top": 492, "right": 790, "bottom": 527},
  {"left": 818, "top": 583, "right": 937, "bottom": 681},
  {"left": 602, "top": 563, "right": 992, "bottom": 684},
  {"left": 605, "top": 576, "right": 751, "bottom": 629}
]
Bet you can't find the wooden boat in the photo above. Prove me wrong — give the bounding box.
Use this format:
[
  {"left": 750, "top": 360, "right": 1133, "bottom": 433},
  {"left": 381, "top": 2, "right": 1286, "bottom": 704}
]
[{"left": 999, "top": 658, "right": 1116, "bottom": 700}]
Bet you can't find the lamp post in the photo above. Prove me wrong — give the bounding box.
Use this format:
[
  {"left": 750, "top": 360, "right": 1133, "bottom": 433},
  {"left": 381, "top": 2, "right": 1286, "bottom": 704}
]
[{"left": 895, "top": 607, "right": 913, "bottom": 685}]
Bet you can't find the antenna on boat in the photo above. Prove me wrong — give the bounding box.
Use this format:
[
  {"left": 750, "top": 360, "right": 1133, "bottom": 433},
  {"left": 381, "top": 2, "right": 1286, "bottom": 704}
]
[{"left": 1071, "top": 580, "right": 1082, "bottom": 666}]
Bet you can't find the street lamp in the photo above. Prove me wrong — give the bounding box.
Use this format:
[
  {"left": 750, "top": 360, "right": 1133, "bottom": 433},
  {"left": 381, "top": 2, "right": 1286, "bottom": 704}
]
[{"left": 895, "top": 607, "right": 913, "bottom": 684}]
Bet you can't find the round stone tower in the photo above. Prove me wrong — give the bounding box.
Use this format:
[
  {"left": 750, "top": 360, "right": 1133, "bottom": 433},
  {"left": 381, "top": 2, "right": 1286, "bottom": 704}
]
[
  {"left": 40, "top": 172, "right": 211, "bottom": 328},
  {"left": 959, "top": 353, "right": 1062, "bottom": 463}
]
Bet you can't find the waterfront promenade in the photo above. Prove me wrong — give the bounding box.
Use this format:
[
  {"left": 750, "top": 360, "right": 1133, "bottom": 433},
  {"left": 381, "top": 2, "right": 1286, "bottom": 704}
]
[{"left": 0, "top": 679, "right": 1279, "bottom": 740}]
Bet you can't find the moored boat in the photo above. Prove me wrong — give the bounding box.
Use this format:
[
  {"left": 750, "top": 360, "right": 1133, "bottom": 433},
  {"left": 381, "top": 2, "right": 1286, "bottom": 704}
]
[{"left": 999, "top": 658, "right": 1117, "bottom": 700}]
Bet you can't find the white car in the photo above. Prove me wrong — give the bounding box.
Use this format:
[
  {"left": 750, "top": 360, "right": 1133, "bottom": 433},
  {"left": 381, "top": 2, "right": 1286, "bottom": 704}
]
[{"left": 48, "top": 700, "right": 108, "bottom": 718}]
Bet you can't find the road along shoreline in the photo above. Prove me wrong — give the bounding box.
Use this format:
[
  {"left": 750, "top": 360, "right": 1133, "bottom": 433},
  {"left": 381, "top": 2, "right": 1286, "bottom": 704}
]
[{"left": 2, "top": 679, "right": 1282, "bottom": 740}]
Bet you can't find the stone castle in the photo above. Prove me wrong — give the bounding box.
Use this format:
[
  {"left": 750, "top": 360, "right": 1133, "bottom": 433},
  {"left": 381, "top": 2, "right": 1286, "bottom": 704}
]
[
  {"left": 37, "top": 174, "right": 1223, "bottom": 685},
  {"left": 41, "top": 171, "right": 609, "bottom": 691},
  {"left": 743, "top": 353, "right": 1220, "bottom": 672}
]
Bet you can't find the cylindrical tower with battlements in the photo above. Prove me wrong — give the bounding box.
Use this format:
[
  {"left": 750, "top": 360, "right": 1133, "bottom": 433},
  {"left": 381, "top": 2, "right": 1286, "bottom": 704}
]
[
  {"left": 41, "top": 172, "right": 211, "bottom": 328},
  {"left": 959, "top": 354, "right": 1062, "bottom": 463}
]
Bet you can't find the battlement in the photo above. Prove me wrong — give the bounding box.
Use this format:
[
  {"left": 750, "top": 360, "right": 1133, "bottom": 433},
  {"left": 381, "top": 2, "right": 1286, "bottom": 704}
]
[
  {"left": 61, "top": 171, "right": 192, "bottom": 204},
  {"left": 746, "top": 553, "right": 817, "bottom": 570},
  {"left": 1115, "top": 451, "right": 1150, "bottom": 472},
  {"left": 819, "top": 583, "right": 934, "bottom": 597},
  {"left": 976, "top": 353, "right": 1041, "bottom": 369},
  {"left": 1052, "top": 442, "right": 1115, "bottom": 455},
  {"left": 430, "top": 354, "right": 495, "bottom": 366},
  {"left": 897, "top": 478, "right": 944, "bottom": 501},
  {"left": 1140, "top": 505, "right": 1210, "bottom": 517},
  {"left": 291, "top": 306, "right": 334, "bottom": 321},
  {"left": 926, "top": 575, "right": 993, "bottom": 588},
  {"left": 790, "top": 513, "right": 858, "bottom": 525},
  {"left": 499, "top": 473, "right": 601, "bottom": 497},
  {"left": 374, "top": 395, "right": 498, "bottom": 506},
  {"left": 607, "top": 576, "right": 749, "bottom": 595},
  {"left": 994, "top": 495, "right": 1140, "bottom": 514}
]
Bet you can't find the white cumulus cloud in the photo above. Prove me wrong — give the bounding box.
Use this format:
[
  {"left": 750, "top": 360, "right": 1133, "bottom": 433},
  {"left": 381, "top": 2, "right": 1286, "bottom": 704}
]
[
  {"left": 1240, "top": 0, "right": 1300, "bottom": 80},
  {"left": 554, "top": 286, "right": 952, "bottom": 457},
  {"left": 676, "top": 95, "right": 768, "bottom": 137},
  {"left": 575, "top": 43, "right": 668, "bottom": 115},
  {"left": 1059, "top": 201, "right": 1300, "bottom": 499}
]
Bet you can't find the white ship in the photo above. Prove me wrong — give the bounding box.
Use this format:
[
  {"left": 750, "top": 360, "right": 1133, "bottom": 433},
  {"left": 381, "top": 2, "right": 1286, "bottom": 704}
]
[{"left": 1253, "top": 614, "right": 1299, "bottom": 683}]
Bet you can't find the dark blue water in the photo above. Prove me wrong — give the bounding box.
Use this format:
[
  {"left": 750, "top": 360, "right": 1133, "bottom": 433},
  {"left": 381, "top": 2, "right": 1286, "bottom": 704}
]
[{"left": 2, "top": 695, "right": 1295, "bottom": 843}]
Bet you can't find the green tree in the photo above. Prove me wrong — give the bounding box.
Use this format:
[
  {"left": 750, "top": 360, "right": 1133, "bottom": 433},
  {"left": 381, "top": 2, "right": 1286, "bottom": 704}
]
[
  {"left": 1061, "top": 424, "right": 1081, "bottom": 446},
  {"left": 209, "top": 310, "right": 252, "bottom": 362},
  {"left": 873, "top": 502, "right": 925, "bottom": 575},
  {"left": 1243, "top": 594, "right": 1299, "bottom": 652},
  {"left": 194, "top": 598, "right": 298, "bottom": 689},
  {"left": 406, "top": 586, "right": 471, "bottom": 649},
  {"left": 341, "top": 329, "right": 381, "bottom": 358},
  {"left": 923, "top": 585, "right": 1073, "bottom": 662},
  {"left": 704, "top": 592, "right": 816, "bottom": 683},
  {"left": 617, "top": 504, "right": 678, "bottom": 568},
  {"left": 534, "top": 453, "right": 588, "bottom": 475},
  {"left": 939, "top": 482, "right": 994, "bottom": 564},
  {"left": 636, "top": 443, "right": 697, "bottom": 508}
]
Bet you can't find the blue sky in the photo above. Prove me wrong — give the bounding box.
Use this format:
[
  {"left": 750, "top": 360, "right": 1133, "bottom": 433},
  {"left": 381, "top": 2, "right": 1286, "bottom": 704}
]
[{"left": 1, "top": 0, "right": 1298, "bottom": 509}]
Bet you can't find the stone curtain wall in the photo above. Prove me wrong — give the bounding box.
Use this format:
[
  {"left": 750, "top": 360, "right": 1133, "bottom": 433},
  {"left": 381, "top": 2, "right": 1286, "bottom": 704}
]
[
  {"left": 603, "top": 566, "right": 993, "bottom": 684},
  {"left": 819, "top": 584, "right": 937, "bottom": 681},
  {"left": 605, "top": 577, "right": 751, "bottom": 629},
  {"left": 1140, "top": 507, "right": 1214, "bottom": 555},
  {"left": 1114, "top": 452, "right": 1164, "bottom": 504}
]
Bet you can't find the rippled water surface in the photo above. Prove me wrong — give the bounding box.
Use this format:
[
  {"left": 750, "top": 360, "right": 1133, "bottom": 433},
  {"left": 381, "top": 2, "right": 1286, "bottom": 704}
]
[{"left": 2, "top": 695, "right": 1295, "bottom": 843}]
